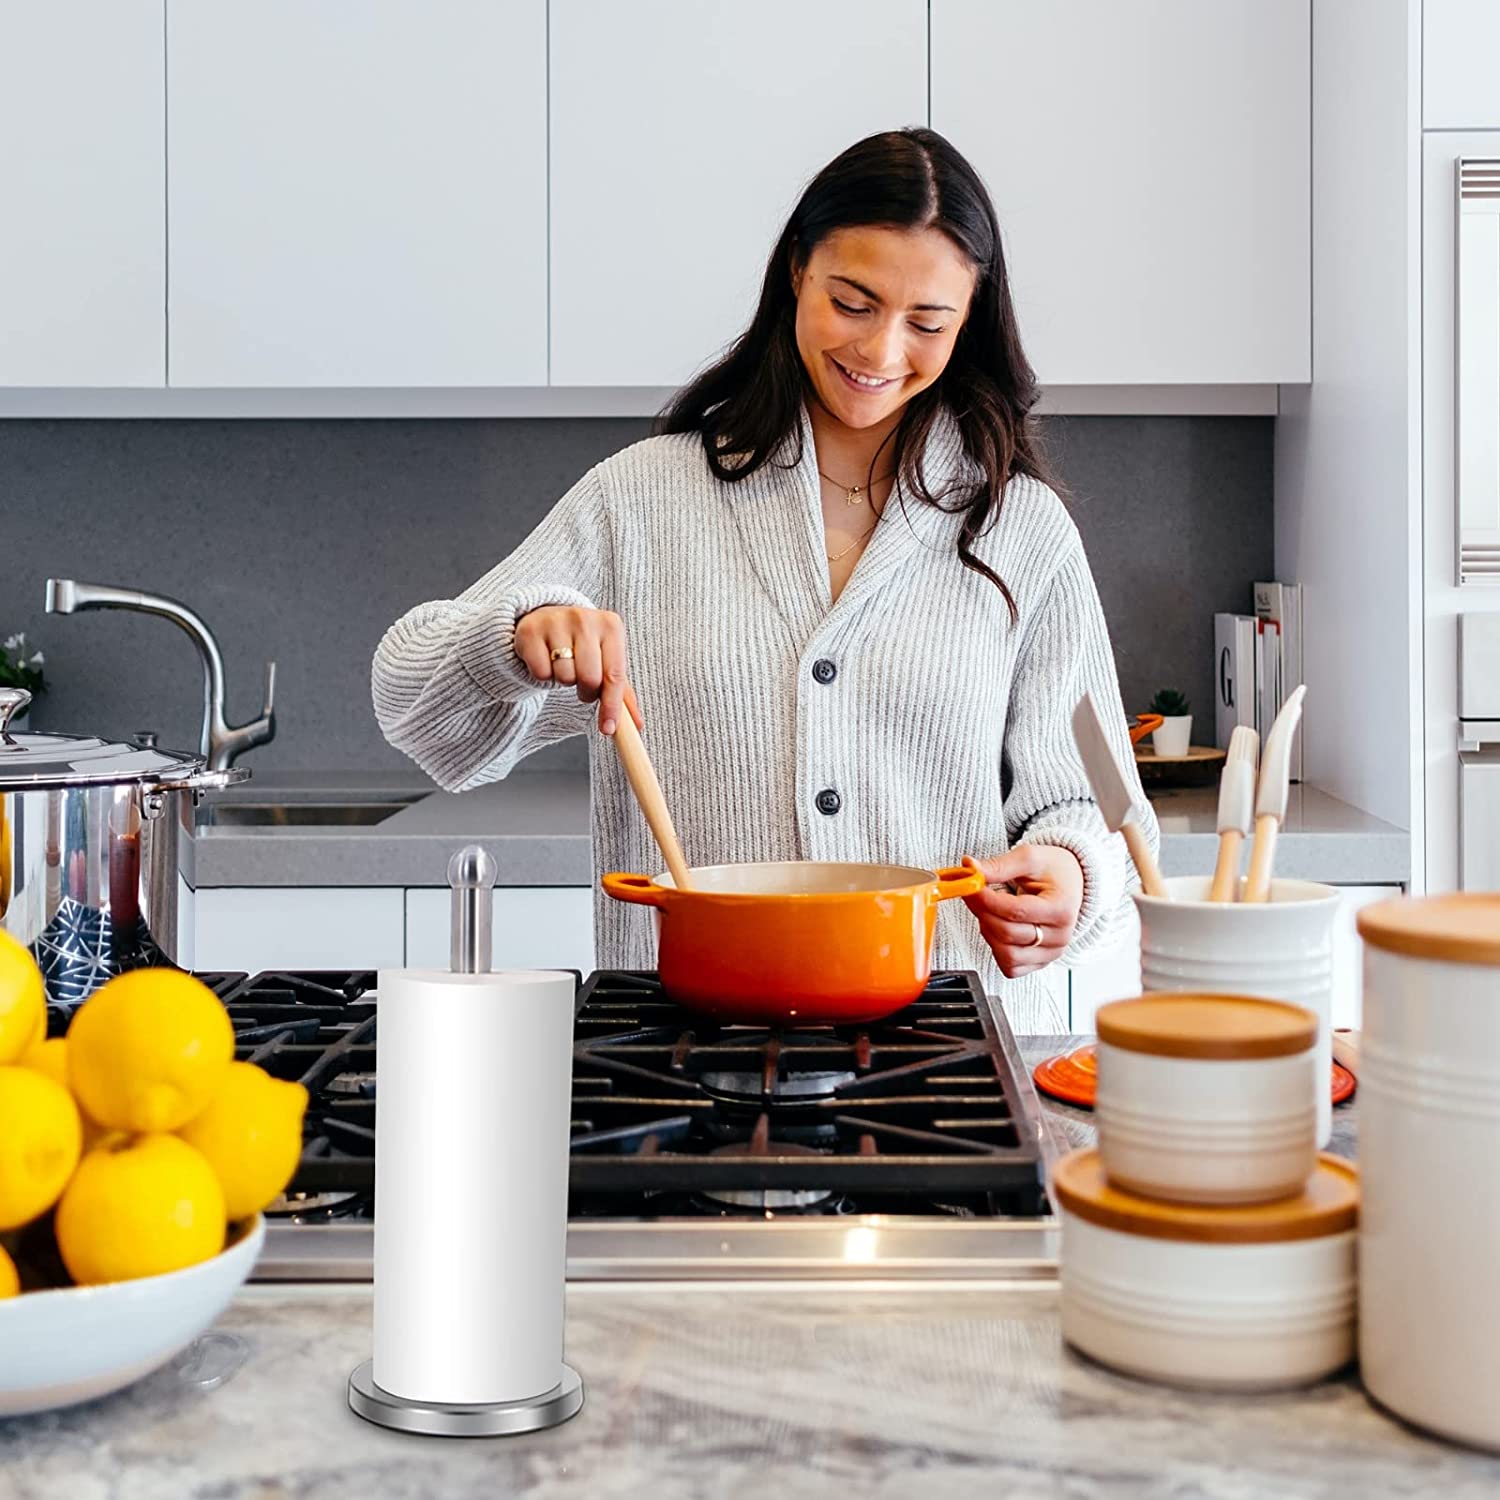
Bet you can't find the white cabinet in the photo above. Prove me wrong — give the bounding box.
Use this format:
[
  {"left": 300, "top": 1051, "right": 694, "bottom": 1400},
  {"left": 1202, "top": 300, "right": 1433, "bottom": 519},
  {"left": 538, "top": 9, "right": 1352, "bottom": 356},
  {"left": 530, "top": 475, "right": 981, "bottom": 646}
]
[
  {"left": 1424, "top": 0, "right": 1500, "bottom": 129},
  {"left": 195, "top": 888, "right": 405, "bottom": 974},
  {"left": 167, "top": 0, "right": 547, "bottom": 387},
  {"left": 404, "top": 887, "right": 593, "bottom": 974},
  {"left": 931, "top": 0, "right": 1310, "bottom": 385},
  {"left": 1329, "top": 885, "right": 1401, "bottom": 1029},
  {"left": 0, "top": 0, "right": 164, "bottom": 386},
  {"left": 1065, "top": 909, "right": 1142, "bottom": 1033},
  {"left": 548, "top": 0, "right": 927, "bottom": 387}
]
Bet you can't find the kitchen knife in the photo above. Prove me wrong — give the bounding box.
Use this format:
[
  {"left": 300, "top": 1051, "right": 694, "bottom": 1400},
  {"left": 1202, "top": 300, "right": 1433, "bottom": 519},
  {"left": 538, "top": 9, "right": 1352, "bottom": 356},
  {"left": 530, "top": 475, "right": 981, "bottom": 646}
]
[
  {"left": 1242, "top": 683, "right": 1307, "bottom": 903},
  {"left": 1070, "top": 692, "right": 1168, "bottom": 899},
  {"left": 1208, "top": 724, "right": 1260, "bottom": 902}
]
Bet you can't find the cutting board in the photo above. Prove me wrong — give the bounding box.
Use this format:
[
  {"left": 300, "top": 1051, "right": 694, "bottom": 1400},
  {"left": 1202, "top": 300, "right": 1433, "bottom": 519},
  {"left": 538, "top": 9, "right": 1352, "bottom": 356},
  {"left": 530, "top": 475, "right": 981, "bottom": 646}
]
[{"left": 1132, "top": 744, "right": 1227, "bottom": 789}]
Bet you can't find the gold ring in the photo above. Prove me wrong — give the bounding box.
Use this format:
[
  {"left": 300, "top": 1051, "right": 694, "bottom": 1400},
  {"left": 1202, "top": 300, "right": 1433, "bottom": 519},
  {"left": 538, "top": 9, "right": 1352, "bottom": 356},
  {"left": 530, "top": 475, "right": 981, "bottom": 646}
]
[
  {"left": 550, "top": 647, "right": 575, "bottom": 662},
  {"left": 1028, "top": 922, "right": 1045, "bottom": 948}
]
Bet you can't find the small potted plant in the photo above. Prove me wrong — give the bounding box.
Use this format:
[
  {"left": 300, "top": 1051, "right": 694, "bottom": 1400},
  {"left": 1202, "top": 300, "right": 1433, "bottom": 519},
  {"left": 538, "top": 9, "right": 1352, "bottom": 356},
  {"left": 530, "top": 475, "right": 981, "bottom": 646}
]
[
  {"left": 1149, "top": 688, "right": 1192, "bottom": 758},
  {"left": 0, "top": 634, "right": 46, "bottom": 727}
]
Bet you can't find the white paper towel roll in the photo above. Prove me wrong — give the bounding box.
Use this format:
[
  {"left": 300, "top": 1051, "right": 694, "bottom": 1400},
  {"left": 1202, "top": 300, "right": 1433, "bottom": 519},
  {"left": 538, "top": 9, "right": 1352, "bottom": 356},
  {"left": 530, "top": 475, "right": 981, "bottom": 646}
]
[{"left": 372, "top": 968, "right": 575, "bottom": 1405}]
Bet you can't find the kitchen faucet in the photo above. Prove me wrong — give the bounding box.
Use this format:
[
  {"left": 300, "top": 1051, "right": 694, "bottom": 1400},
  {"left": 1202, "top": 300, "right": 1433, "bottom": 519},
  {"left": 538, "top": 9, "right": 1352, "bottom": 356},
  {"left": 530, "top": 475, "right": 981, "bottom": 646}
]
[{"left": 44, "top": 579, "right": 276, "bottom": 771}]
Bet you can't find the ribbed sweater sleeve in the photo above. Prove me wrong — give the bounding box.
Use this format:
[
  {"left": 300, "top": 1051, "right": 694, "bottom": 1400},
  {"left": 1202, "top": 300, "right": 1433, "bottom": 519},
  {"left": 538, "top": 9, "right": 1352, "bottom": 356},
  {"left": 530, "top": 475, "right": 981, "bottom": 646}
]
[
  {"left": 370, "top": 467, "right": 610, "bottom": 790},
  {"left": 1002, "top": 532, "right": 1160, "bottom": 957}
]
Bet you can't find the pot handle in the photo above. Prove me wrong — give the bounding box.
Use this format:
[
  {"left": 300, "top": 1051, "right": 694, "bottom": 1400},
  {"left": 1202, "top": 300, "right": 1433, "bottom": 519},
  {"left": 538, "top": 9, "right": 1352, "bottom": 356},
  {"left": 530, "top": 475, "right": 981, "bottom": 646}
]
[
  {"left": 157, "top": 765, "right": 252, "bottom": 792},
  {"left": 601, "top": 872, "right": 669, "bottom": 907},
  {"left": 934, "top": 865, "right": 987, "bottom": 901}
]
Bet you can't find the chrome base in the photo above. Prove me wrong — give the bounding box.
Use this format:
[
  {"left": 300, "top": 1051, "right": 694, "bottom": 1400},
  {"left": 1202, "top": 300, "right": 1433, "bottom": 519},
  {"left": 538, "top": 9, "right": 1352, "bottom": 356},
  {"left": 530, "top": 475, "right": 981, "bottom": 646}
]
[{"left": 347, "top": 1360, "right": 583, "bottom": 1437}]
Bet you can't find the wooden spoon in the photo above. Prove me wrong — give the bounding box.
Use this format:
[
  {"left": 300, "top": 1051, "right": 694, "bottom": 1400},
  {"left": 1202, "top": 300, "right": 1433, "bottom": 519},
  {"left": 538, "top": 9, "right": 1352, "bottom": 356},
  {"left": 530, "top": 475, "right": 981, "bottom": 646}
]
[{"left": 609, "top": 711, "right": 693, "bottom": 890}]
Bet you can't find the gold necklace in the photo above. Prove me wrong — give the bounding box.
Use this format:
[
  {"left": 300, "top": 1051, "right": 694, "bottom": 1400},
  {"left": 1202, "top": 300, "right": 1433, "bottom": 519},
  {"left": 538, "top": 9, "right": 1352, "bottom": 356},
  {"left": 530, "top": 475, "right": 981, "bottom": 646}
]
[
  {"left": 817, "top": 466, "right": 896, "bottom": 508},
  {"left": 826, "top": 518, "right": 880, "bottom": 564}
]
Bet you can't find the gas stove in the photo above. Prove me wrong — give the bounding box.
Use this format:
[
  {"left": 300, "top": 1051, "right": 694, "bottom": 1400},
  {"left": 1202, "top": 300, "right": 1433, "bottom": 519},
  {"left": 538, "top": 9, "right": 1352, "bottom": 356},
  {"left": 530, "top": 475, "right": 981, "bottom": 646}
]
[{"left": 208, "top": 968, "right": 1062, "bottom": 1281}]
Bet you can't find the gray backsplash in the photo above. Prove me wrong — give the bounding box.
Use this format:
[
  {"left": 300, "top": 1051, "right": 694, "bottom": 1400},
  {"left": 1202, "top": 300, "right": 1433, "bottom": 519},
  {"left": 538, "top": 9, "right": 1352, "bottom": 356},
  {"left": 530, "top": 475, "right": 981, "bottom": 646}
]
[{"left": 0, "top": 415, "right": 1270, "bottom": 774}]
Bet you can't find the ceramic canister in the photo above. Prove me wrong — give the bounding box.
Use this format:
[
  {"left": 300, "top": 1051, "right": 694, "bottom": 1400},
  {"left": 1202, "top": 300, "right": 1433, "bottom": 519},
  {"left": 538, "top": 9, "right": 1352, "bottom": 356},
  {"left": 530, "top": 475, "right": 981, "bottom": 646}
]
[
  {"left": 1054, "top": 1148, "right": 1358, "bottom": 1391},
  {"left": 1356, "top": 893, "right": 1500, "bottom": 1452},
  {"left": 1095, "top": 994, "right": 1319, "bottom": 1205},
  {"left": 1134, "top": 876, "right": 1340, "bottom": 1147}
]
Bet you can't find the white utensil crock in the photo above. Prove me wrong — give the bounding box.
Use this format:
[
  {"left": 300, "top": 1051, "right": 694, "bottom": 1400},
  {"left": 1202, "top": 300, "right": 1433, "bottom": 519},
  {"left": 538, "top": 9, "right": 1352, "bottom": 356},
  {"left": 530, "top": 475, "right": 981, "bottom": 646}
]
[{"left": 1134, "top": 876, "right": 1340, "bottom": 1145}]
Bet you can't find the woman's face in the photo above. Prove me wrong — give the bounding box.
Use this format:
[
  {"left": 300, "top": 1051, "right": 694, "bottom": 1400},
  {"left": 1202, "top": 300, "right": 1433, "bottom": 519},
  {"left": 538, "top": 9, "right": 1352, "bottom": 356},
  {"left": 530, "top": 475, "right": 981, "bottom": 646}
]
[{"left": 792, "top": 225, "right": 977, "bottom": 432}]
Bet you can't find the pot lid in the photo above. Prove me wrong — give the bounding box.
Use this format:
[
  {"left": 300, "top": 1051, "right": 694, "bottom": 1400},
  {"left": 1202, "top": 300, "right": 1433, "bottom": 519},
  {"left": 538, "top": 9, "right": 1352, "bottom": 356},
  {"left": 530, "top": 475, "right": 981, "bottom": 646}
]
[
  {"left": 1052, "top": 1148, "right": 1358, "bottom": 1244},
  {"left": 0, "top": 688, "right": 238, "bottom": 792},
  {"left": 1096, "top": 994, "right": 1317, "bottom": 1061},
  {"left": 1357, "top": 893, "right": 1500, "bottom": 967}
]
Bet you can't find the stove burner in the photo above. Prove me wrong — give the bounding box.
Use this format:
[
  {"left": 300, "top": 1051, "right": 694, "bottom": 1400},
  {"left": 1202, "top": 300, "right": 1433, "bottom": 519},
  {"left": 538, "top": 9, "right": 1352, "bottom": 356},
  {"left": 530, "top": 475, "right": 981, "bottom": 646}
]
[
  {"left": 695, "top": 1140, "right": 838, "bottom": 1212},
  {"left": 326, "top": 1072, "right": 377, "bottom": 1098},
  {"left": 264, "top": 1188, "right": 362, "bottom": 1221},
  {"left": 700, "top": 1066, "right": 858, "bottom": 1105}
]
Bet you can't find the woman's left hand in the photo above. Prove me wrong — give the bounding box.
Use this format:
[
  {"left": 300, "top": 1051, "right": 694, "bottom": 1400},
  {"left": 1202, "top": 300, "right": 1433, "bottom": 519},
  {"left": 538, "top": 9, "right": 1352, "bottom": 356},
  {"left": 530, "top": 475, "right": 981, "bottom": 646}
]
[{"left": 961, "top": 847, "right": 1085, "bottom": 978}]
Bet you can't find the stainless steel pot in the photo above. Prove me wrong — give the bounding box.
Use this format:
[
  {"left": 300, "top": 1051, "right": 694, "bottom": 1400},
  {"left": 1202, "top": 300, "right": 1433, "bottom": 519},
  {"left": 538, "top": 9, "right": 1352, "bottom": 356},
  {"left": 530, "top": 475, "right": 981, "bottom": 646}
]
[{"left": 0, "top": 687, "right": 246, "bottom": 1012}]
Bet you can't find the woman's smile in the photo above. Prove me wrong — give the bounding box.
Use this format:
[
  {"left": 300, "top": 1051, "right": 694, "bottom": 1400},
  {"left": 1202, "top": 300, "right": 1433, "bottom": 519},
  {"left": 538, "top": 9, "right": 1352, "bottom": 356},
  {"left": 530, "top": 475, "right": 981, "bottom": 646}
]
[{"left": 828, "top": 355, "right": 904, "bottom": 393}]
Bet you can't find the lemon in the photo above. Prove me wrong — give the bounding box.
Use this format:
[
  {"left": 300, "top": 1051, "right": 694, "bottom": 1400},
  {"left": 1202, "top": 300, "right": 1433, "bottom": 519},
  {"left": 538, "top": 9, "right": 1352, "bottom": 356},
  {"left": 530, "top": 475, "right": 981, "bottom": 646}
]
[
  {"left": 67, "top": 969, "right": 233, "bottom": 1133},
  {"left": 0, "top": 1066, "right": 83, "bottom": 1230},
  {"left": 0, "top": 928, "right": 45, "bottom": 1066},
  {"left": 0, "top": 1243, "right": 17, "bottom": 1297},
  {"left": 19, "top": 1035, "right": 67, "bottom": 1090},
  {"left": 19, "top": 1038, "right": 109, "bottom": 1151},
  {"left": 55, "top": 1134, "right": 225, "bottom": 1285},
  {"left": 177, "top": 1061, "right": 307, "bottom": 1219}
]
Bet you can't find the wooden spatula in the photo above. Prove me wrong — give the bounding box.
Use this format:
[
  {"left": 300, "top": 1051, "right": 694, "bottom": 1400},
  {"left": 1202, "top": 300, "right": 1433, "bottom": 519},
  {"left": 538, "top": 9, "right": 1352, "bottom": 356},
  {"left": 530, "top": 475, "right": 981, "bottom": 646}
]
[{"left": 609, "top": 711, "right": 693, "bottom": 890}]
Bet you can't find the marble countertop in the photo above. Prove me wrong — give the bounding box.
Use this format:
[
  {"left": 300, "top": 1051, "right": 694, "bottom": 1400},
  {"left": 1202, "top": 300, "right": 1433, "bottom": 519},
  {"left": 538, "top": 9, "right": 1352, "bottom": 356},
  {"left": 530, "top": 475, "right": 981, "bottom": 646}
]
[
  {"left": 190, "top": 769, "right": 1409, "bottom": 889},
  {"left": 5, "top": 1278, "right": 1497, "bottom": 1499},
  {"left": 0, "top": 1038, "right": 1442, "bottom": 1500}
]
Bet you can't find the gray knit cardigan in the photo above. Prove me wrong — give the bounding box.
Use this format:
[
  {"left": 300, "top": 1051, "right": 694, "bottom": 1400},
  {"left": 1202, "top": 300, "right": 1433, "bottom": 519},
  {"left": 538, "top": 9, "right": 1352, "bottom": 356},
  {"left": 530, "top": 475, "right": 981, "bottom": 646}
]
[{"left": 372, "top": 406, "right": 1158, "bottom": 1031}]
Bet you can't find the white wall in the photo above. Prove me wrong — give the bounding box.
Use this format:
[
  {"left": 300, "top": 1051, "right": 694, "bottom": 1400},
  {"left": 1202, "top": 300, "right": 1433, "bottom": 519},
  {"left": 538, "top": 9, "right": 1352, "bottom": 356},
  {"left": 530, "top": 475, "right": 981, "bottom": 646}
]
[{"left": 1274, "top": 0, "right": 1423, "bottom": 854}]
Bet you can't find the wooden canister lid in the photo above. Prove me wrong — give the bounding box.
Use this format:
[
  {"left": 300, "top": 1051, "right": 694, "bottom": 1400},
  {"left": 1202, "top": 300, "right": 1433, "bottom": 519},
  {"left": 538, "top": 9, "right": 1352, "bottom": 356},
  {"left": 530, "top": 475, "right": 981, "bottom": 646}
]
[
  {"left": 1052, "top": 1149, "right": 1358, "bottom": 1244},
  {"left": 1357, "top": 894, "right": 1500, "bottom": 967},
  {"left": 1095, "top": 994, "right": 1317, "bottom": 1060}
]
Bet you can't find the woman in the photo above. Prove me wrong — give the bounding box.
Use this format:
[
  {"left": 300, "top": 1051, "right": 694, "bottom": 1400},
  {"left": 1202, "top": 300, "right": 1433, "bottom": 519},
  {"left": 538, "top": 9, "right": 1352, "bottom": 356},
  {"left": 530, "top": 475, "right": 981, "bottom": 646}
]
[{"left": 373, "top": 128, "right": 1156, "bottom": 1028}]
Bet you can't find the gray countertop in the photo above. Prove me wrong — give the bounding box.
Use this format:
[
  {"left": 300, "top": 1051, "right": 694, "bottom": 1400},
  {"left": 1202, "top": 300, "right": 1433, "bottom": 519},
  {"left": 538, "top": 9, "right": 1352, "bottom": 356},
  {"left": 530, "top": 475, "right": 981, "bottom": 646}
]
[{"left": 191, "top": 770, "right": 1409, "bottom": 889}]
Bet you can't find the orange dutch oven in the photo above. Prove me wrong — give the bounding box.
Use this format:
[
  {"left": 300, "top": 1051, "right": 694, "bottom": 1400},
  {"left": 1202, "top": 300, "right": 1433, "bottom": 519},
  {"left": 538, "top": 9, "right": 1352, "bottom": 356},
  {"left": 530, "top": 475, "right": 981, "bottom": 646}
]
[{"left": 600, "top": 860, "right": 987, "bottom": 1027}]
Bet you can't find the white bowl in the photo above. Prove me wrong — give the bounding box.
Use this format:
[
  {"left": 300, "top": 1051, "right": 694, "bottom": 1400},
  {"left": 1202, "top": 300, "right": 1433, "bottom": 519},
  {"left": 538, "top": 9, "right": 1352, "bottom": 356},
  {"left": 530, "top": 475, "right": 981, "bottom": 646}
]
[{"left": 0, "top": 1215, "right": 264, "bottom": 1416}]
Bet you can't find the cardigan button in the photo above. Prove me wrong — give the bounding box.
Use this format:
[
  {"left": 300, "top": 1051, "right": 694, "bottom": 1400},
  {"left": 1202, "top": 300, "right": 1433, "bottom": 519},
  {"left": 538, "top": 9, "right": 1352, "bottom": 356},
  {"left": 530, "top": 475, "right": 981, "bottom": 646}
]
[
  {"left": 811, "top": 658, "right": 837, "bottom": 685},
  {"left": 815, "top": 788, "right": 842, "bottom": 816}
]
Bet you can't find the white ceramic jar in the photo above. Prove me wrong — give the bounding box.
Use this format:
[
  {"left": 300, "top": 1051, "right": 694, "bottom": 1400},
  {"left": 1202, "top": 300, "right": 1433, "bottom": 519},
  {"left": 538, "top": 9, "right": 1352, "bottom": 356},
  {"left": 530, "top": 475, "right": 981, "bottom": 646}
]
[
  {"left": 1095, "top": 994, "right": 1319, "bottom": 1204},
  {"left": 1357, "top": 893, "right": 1500, "bottom": 1452},
  {"left": 1134, "top": 875, "right": 1340, "bottom": 1147},
  {"left": 1055, "top": 1148, "right": 1358, "bottom": 1391}
]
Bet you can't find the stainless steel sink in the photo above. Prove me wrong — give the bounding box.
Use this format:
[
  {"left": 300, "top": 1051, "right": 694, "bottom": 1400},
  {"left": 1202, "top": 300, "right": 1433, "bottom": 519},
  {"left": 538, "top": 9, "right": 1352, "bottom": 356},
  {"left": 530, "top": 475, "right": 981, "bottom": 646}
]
[{"left": 198, "top": 798, "right": 421, "bottom": 828}]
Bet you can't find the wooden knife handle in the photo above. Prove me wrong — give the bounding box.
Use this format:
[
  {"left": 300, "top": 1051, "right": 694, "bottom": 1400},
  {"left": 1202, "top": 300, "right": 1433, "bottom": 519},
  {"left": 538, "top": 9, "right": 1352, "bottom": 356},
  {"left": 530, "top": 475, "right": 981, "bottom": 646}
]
[{"left": 1122, "top": 820, "right": 1168, "bottom": 899}]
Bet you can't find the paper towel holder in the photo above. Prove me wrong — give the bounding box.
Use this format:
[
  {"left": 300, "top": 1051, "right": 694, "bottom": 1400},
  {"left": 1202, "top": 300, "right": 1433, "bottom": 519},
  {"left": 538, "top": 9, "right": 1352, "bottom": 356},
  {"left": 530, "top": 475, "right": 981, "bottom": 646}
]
[{"left": 347, "top": 844, "right": 584, "bottom": 1437}]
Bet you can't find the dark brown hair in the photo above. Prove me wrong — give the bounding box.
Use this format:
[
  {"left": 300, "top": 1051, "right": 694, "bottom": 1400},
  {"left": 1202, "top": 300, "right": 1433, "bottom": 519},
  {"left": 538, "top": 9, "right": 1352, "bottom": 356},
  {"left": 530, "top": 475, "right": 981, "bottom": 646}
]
[{"left": 658, "top": 127, "right": 1052, "bottom": 617}]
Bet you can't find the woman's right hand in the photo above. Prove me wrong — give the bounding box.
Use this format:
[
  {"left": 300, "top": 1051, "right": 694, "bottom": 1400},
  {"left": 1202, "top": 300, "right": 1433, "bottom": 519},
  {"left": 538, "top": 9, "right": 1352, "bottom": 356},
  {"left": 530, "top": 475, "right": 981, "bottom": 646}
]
[{"left": 513, "top": 605, "right": 644, "bottom": 737}]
